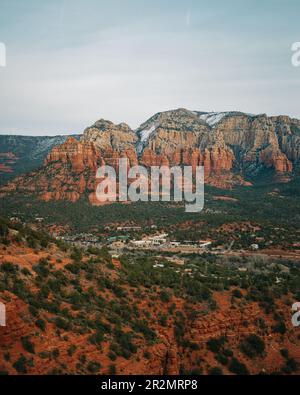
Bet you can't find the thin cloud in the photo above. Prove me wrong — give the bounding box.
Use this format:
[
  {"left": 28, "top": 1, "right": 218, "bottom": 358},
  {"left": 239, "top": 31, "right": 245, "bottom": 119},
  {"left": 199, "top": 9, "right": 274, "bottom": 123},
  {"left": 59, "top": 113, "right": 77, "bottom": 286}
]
[{"left": 0, "top": 0, "right": 299, "bottom": 135}]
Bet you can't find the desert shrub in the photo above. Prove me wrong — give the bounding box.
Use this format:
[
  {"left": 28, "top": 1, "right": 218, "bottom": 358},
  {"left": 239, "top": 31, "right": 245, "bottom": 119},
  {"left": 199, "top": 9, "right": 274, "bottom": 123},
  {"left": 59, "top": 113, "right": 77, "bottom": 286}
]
[
  {"left": 13, "top": 355, "right": 27, "bottom": 374},
  {"left": 168, "top": 303, "right": 176, "bottom": 314},
  {"left": 52, "top": 349, "right": 60, "bottom": 359},
  {"left": 88, "top": 330, "right": 104, "bottom": 345},
  {"left": 282, "top": 358, "right": 298, "bottom": 374},
  {"left": 87, "top": 246, "right": 101, "bottom": 255},
  {"left": 26, "top": 236, "right": 37, "bottom": 249},
  {"left": 36, "top": 318, "right": 46, "bottom": 331},
  {"left": 33, "top": 260, "right": 49, "bottom": 278},
  {"left": 108, "top": 351, "right": 117, "bottom": 361},
  {"left": 174, "top": 320, "right": 185, "bottom": 340},
  {"left": 143, "top": 351, "right": 151, "bottom": 360},
  {"left": 40, "top": 238, "right": 49, "bottom": 248},
  {"left": 272, "top": 321, "right": 286, "bottom": 334},
  {"left": 39, "top": 351, "right": 51, "bottom": 359},
  {"left": 55, "top": 317, "right": 70, "bottom": 330},
  {"left": 240, "top": 334, "right": 265, "bottom": 358},
  {"left": 79, "top": 354, "right": 86, "bottom": 364},
  {"left": 189, "top": 367, "right": 203, "bottom": 375},
  {"left": 232, "top": 289, "right": 243, "bottom": 298},
  {"left": 189, "top": 342, "right": 200, "bottom": 351},
  {"left": 280, "top": 348, "right": 289, "bottom": 359},
  {"left": 160, "top": 290, "right": 171, "bottom": 303},
  {"left": 21, "top": 337, "right": 35, "bottom": 354},
  {"left": 112, "top": 285, "right": 126, "bottom": 298},
  {"left": 70, "top": 248, "right": 82, "bottom": 262},
  {"left": 21, "top": 267, "right": 31, "bottom": 276},
  {"left": 223, "top": 348, "right": 233, "bottom": 357},
  {"left": 3, "top": 352, "right": 10, "bottom": 362},
  {"left": 65, "top": 262, "right": 81, "bottom": 275},
  {"left": 159, "top": 315, "right": 168, "bottom": 327},
  {"left": 67, "top": 345, "right": 77, "bottom": 357},
  {"left": 215, "top": 353, "right": 228, "bottom": 366},
  {"left": 229, "top": 358, "right": 249, "bottom": 375},
  {"left": 207, "top": 337, "right": 226, "bottom": 353},
  {"left": 28, "top": 305, "right": 39, "bottom": 317},
  {"left": 209, "top": 367, "right": 223, "bottom": 375},
  {"left": 113, "top": 330, "right": 137, "bottom": 359},
  {"left": 0, "top": 222, "right": 8, "bottom": 238},
  {"left": 87, "top": 361, "right": 101, "bottom": 374},
  {"left": 1, "top": 262, "right": 18, "bottom": 273},
  {"left": 132, "top": 320, "right": 156, "bottom": 342}
]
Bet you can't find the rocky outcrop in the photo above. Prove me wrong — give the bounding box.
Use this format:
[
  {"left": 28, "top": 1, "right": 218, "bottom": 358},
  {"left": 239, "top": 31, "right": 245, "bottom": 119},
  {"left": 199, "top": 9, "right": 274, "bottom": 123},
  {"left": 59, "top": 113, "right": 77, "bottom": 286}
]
[
  {"left": 45, "top": 137, "right": 101, "bottom": 173},
  {"left": 137, "top": 109, "right": 235, "bottom": 179},
  {"left": 259, "top": 146, "right": 292, "bottom": 173},
  {"left": 136, "top": 109, "right": 296, "bottom": 178},
  {"left": 211, "top": 112, "right": 295, "bottom": 174},
  {"left": 82, "top": 119, "right": 137, "bottom": 152}
]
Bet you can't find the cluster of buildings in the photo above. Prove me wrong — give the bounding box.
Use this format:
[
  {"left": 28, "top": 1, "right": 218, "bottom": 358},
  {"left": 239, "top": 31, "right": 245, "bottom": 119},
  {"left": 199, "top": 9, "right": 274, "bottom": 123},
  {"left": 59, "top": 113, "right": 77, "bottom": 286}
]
[
  {"left": 130, "top": 233, "right": 168, "bottom": 247},
  {"left": 128, "top": 233, "right": 212, "bottom": 252},
  {"left": 55, "top": 227, "right": 213, "bottom": 255},
  {"left": 58, "top": 233, "right": 101, "bottom": 248}
]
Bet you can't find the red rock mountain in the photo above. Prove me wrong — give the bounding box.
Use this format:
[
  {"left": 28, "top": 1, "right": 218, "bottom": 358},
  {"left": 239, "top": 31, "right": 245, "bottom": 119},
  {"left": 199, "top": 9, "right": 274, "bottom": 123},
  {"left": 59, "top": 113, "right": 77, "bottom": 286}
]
[{"left": 1, "top": 109, "right": 299, "bottom": 203}]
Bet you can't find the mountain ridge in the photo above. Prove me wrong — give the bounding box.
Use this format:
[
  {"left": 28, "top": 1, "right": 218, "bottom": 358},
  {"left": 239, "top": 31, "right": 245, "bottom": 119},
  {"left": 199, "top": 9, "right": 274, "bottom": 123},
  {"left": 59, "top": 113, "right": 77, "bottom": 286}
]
[{"left": 1, "top": 108, "right": 300, "bottom": 202}]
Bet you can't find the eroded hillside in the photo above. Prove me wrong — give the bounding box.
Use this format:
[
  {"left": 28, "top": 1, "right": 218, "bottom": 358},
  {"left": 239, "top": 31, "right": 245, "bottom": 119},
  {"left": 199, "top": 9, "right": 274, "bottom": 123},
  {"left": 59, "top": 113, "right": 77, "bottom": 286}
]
[{"left": 0, "top": 218, "right": 299, "bottom": 375}]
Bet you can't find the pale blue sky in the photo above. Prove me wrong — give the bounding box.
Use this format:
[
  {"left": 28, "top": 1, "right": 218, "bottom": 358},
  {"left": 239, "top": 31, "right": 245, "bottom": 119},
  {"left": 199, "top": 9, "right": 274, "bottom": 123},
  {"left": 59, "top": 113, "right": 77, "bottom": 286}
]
[{"left": 0, "top": 0, "right": 300, "bottom": 135}]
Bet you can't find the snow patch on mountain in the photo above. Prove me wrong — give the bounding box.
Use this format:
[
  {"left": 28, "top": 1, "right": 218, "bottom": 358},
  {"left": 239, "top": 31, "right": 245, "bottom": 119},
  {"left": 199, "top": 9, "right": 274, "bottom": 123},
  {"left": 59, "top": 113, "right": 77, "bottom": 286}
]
[
  {"left": 136, "top": 124, "right": 157, "bottom": 154},
  {"left": 199, "top": 112, "right": 230, "bottom": 127},
  {"left": 140, "top": 124, "right": 156, "bottom": 143},
  {"left": 198, "top": 111, "right": 257, "bottom": 127}
]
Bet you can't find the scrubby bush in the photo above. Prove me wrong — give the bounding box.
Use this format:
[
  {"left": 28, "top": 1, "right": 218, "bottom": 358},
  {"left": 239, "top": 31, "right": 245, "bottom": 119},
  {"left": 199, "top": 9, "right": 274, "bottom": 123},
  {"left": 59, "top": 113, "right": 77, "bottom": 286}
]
[
  {"left": 35, "top": 319, "right": 46, "bottom": 331},
  {"left": 87, "top": 361, "right": 101, "bottom": 374},
  {"left": 207, "top": 337, "right": 226, "bottom": 353},
  {"left": 1, "top": 262, "right": 18, "bottom": 273},
  {"left": 21, "top": 337, "right": 35, "bottom": 354},
  {"left": 232, "top": 289, "right": 243, "bottom": 298},
  {"left": 189, "top": 367, "right": 203, "bottom": 375},
  {"left": 229, "top": 358, "right": 249, "bottom": 375},
  {"left": 209, "top": 367, "right": 223, "bottom": 375},
  {"left": 13, "top": 355, "right": 27, "bottom": 374},
  {"left": 273, "top": 321, "right": 286, "bottom": 334},
  {"left": 240, "top": 334, "right": 265, "bottom": 358},
  {"left": 160, "top": 290, "right": 171, "bottom": 303},
  {"left": 282, "top": 358, "right": 298, "bottom": 374},
  {"left": 55, "top": 317, "right": 70, "bottom": 330},
  {"left": 67, "top": 345, "right": 77, "bottom": 357}
]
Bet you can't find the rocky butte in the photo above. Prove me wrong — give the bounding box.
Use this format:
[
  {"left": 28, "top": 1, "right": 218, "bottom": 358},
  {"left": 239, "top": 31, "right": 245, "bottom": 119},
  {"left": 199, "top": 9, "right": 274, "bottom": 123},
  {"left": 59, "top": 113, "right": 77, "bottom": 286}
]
[{"left": 1, "top": 108, "right": 299, "bottom": 203}]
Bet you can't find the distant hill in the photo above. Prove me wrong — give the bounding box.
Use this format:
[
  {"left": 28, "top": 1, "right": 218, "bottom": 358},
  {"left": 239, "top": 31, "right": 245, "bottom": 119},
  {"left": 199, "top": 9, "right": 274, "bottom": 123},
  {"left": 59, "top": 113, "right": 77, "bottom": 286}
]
[{"left": 0, "top": 135, "right": 81, "bottom": 185}]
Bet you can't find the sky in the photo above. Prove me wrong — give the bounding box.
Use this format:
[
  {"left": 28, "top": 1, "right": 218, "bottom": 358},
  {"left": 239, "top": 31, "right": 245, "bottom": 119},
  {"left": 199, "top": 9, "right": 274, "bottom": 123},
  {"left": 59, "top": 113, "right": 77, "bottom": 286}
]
[{"left": 0, "top": 0, "right": 300, "bottom": 135}]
